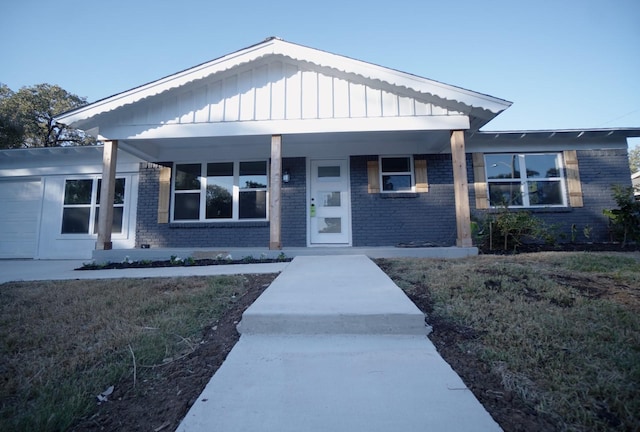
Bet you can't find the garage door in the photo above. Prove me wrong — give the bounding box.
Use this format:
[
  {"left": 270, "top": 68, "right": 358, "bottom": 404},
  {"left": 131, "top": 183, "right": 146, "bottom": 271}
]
[{"left": 0, "top": 179, "right": 42, "bottom": 258}]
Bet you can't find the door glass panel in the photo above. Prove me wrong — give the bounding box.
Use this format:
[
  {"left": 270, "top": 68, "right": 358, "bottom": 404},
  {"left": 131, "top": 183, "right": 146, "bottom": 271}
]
[
  {"left": 320, "top": 192, "right": 341, "bottom": 207},
  {"left": 318, "top": 166, "right": 340, "bottom": 178},
  {"left": 318, "top": 217, "right": 341, "bottom": 233}
]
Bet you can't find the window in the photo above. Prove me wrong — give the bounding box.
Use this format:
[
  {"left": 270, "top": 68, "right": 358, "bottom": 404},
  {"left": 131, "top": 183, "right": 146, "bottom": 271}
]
[
  {"left": 61, "top": 178, "right": 125, "bottom": 234},
  {"left": 173, "top": 161, "right": 268, "bottom": 221},
  {"left": 380, "top": 156, "right": 414, "bottom": 192},
  {"left": 485, "top": 153, "right": 565, "bottom": 207}
]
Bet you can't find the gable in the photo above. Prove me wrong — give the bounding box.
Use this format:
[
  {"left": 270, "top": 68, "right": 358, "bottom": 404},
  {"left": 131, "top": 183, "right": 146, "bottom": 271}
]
[
  {"left": 105, "top": 56, "right": 464, "bottom": 129},
  {"left": 55, "top": 38, "right": 512, "bottom": 137}
]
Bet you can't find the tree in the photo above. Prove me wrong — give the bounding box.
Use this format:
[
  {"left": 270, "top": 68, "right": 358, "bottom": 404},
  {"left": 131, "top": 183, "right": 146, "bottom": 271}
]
[
  {"left": 629, "top": 146, "right": 640, "bottom": 173},
  {"left": 0, "top": 83, "right": 95, "bottom": 149}
]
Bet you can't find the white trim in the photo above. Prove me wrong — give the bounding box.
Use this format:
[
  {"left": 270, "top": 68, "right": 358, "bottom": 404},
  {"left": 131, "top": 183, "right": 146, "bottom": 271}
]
[
  {"left": 99, "top": 115, "right": 471, "bottom": 140},
  {"left": 170, "top": 160, "right": 269, "bottom": 223},
  {"left": 379, "top": 155, "right": 415, "bottom": 193},
  {"left": 484, "top": 152, "right": 567, "bottom": 208},
  {"left": 308, "top": 158, "right": 352, "bottom": 246}
]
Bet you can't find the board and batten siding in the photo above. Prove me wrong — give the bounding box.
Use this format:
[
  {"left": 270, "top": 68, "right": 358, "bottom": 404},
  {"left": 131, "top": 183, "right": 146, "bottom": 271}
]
[{"left": 114, "top": 58, "right": 462, "bottom": 127}]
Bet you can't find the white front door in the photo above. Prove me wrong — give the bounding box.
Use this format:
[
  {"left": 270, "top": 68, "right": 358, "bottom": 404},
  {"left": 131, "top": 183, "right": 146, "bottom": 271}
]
[{"left": 309, "top": 159, "right": 351, "bottom": 245}]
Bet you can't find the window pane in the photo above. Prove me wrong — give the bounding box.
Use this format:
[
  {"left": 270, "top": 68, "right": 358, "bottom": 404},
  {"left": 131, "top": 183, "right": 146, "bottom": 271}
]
[
  {"left": 240, "top": 161, "right": 267, "bottom": 189},
  {"left": 61, "top": 208, "right": 90, "bottom": 233},
  {"left": 525, "top": 154, "right": 559, "bottom": 178},
  {"left": 64, "top": 179, "right": 93, "bottom": 204},
  {"left": 318, "top": 217, "right": 341, "bottom": 233},
  {"left": 486, "top": 155, "right": 521, "bottom": 179},
  {"left": 206, "top": 183, "right": 233, "bottom": 219},
  {"left": 175, "top": 164, "right": 201, "bottom": 190},
  {"left": 174, "top": 193, "right": 200, "bottom": 220},
  {"left": 239, "top": 190, "right": 267, "bottom": 219},
  {"left": 207, "top": 162, "right": 233, "bottom": 177},
  {"left": 489, "top": 182, "right": 523, "bottom": 206},
  {"left": 320, "top": 191, "right": 341, "bottom": 207},
  {"left": 318, "top": 166, "right": 341, "bottom": 178},
  {"left": 382, "top": 175, "right": 412, "bottom": 191},
  {"left": 97, "top": 178, "right": 126, "bottom": 204},
  {"left": 528, "top": 181, "right": 563, "bottom": 205},
  {"left": 93, "top": 207, "right": 124, "bottom": 233},
  {"left": 207, "top": 163, "right": 234, "bottom": 219},
  {"left": 381, "top": 157, "right": 410, "bottom": 173}
]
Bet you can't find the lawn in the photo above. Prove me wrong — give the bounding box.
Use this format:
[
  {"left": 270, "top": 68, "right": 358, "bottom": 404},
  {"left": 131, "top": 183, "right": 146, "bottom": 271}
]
[
  {"left": 378, "top": 251, "right": 640, "bottom": 432},
  {"left": 1, "top": 252, "right": 638, "bottom": 431},
  {"left": 0, "top": 274, "right": 276, "bottom": 432}
]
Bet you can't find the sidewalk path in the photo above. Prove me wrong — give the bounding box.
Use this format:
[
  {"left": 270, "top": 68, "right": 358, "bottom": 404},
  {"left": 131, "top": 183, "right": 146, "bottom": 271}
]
[
  {"left": 0, "top": 260, "right": 289, "bottom": 284},
  {"left": 176, "top": 255, "right": 502, "bottom": 432}
]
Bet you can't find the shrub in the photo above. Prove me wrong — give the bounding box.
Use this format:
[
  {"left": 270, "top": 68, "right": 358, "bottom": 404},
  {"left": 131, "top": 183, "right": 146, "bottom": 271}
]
[
  {"left": 473, "top": 208, "right": 556, "bottom": 252},
  {"left": 603, "top": 185, "right": 640, "bottom": 247}
]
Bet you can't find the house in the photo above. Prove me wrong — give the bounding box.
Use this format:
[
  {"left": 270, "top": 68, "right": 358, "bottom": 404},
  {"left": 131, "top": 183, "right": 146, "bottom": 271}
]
[
  {"left": 2, "top": 37, "right": 639, "bottom": 260},
  {"left": 633, "top": 171, "right": 640, "bottom": 199}
]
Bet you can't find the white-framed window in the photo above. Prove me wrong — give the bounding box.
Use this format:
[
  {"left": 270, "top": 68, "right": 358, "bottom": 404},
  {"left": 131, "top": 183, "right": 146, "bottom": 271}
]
[
  {"left": 61, "top": 177, "right": 126, "bottom": 234},
  {"left": 379, "top": 156, "right": 414, "bottom": 192},
  {"left": 172, "top": 161, "right": 268, "bottom": 221},
  {"left": 485, "top": 153, "right": 566, "bottom": 207}
]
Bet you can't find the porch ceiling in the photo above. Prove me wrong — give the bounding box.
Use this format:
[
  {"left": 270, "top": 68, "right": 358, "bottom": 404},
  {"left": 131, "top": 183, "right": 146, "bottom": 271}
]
[{"left": 118, "top": 129, "right": 454, "bottom": 162}]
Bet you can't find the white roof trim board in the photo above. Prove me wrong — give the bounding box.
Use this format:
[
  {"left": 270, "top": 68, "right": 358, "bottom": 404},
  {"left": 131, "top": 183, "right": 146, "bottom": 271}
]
[{"left": 55, "top": 38, "right": 512, "bottom": 131}]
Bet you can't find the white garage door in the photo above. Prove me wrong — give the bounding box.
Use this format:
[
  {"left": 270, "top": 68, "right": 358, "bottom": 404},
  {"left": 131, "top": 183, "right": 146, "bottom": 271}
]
[{"left": 0, "top": 179, "right": 42, "bottom": 258}]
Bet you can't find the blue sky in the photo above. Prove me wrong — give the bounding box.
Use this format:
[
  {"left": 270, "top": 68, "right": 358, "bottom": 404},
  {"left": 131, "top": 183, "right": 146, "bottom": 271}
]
[{"left": 2, "top": 0, "right": 639, "bottom": 146}]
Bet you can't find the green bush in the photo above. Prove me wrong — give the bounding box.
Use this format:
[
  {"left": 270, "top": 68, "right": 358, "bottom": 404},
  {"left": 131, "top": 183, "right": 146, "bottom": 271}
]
[
  {"left": 603, "top": 185, "right": 640, "bottom": 247},
  {"left": 473, "top": 208, "right": 556, "bottom": 252}
]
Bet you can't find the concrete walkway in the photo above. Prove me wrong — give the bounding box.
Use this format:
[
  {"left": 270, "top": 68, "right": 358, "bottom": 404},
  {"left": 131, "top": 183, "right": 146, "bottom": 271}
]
[
  {"left": 176, "top": 255, "right": 501, "bottom": 432},
  {"left": 0, "top": 259, "right": 289, "bottom": 284}
]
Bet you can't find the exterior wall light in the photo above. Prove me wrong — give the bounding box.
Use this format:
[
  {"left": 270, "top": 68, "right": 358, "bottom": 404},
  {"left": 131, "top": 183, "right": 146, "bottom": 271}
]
[{"left": 282, "top": 169, "right": 290, "bottom": 183}]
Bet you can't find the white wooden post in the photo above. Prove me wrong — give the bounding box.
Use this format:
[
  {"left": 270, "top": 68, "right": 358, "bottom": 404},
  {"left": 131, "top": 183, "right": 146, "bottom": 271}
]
[
  {"left": 96, "top": 140, "right": 118, "bottom": 250},
  {"left": 450, "top": 131, "right": 473, "bottom": 247},
  {"left": 269, "top": 135, "right": 282, "bottom": 250}
]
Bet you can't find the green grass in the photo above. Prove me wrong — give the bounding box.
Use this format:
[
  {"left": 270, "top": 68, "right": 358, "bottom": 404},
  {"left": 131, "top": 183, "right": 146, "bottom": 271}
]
[
  {"left": 0, "top": 275, "right": 256, "bottom": 432},
  {"left": 379, "top": 252, "right": 640, "bottom": 432}
]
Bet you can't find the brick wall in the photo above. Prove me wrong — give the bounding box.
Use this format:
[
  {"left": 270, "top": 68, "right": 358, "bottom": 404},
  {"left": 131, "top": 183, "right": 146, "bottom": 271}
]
[
  {"left": 135, "top": 158, "right": 307, "bottom": 248},
  {"left": 135, "top": 149, "right": 630, "bottom": 248},
  {"left": 350, "top": 155, "right": 458, "bottom": 246},
  {"left": 470, "top": 149, "right": 632, "bottom": 243}
]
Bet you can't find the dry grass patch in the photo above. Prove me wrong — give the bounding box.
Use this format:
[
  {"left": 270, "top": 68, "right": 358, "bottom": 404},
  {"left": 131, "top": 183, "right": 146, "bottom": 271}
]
[
  {"left": 378, "top": 252, "right": 640, "bottom": 432},
  {"left": 0, "top": 275, "right": 259, "bottom": 432}
]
